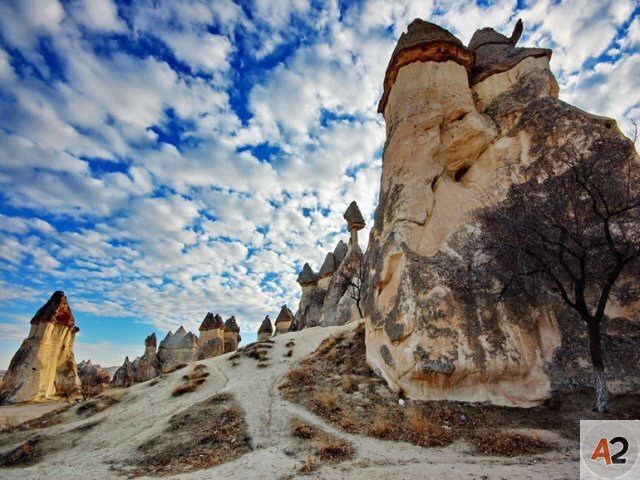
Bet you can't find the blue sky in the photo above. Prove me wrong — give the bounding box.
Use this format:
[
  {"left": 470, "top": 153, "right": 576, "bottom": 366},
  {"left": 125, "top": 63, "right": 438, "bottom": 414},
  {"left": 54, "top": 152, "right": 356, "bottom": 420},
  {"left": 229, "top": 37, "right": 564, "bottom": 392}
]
[{"left": 0, "top": 0, "right": 638, "bottom": 368}]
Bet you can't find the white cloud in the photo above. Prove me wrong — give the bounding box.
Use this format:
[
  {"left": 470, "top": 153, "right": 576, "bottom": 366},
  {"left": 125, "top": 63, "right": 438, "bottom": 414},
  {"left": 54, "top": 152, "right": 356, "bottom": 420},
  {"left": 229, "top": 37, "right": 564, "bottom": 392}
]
[{"left": 69, "top": 0, "right": 126, "bottom": 32}]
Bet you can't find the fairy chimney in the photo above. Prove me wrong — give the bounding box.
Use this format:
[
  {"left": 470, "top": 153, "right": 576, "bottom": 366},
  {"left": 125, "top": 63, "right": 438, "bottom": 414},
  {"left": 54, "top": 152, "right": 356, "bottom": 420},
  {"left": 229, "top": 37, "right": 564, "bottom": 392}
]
[
  {"left": 257, "top": 316, "right": 273, "bottom": 342},
  {"left": 343, "top": 201, "right": 365, "bottom": 246}
]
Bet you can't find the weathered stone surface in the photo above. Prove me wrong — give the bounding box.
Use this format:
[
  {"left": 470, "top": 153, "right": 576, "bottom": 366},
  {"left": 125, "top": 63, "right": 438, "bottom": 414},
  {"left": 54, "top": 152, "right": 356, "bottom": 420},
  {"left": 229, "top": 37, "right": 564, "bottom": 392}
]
[
  {"left": 0, "top": 291, "right": 81, "bottom": 404},
  {"left": 343, "top": 201, "right": 366, "bottom": 232},
  {"left": 378, "top": 19, "right": 474, "bottom": 114},
  {"left": 318, "top": 252, "right": 337, "bottom": 278},
  {"left": 274, "top": 305, "right": 294, "bottom": 335},
  {"left": 197, "top": 313, "right": 225, "bottom": 359},
  {"left": 333, "top": 240, "right": 349, "bottom": 266},
  {"left": 111, "top": 356, "right": 135, "bottom": 388},
  {"left": 78, "top": 360, "right": 111, "bottom": 389},
  {"left": 223, "top": 316, "right": 241, "bottom": 353},
  {"left": 257, "top": 316, "right": 273, "bottom": 342},
  {"left": 296, "top": 263, "right": 318, "bottom": 286},
  {"left": 158, "top": 326, "right": 198, "bottom": 372},
  {"left": 319, "top": 244, "right": 364, "bottom": 327},
  {"left": 362, "top": 19, "right": 639, "bottom": 407}
]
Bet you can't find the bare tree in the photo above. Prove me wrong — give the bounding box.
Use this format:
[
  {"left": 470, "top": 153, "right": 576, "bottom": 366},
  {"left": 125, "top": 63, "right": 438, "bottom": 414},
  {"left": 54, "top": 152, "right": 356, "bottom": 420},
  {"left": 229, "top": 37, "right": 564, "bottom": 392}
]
[
  {"left": 340, "top": 259, "right": 366, "bottom": 319},
  {"left": 473, "top": 136, "right": 640, "bottom": 413}
]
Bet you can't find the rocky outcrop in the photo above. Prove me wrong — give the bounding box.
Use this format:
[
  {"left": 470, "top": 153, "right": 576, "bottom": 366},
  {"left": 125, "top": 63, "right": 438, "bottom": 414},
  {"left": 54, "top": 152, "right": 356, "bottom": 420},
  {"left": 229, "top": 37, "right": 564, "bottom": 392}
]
[
  {"left": 197, "top": 313, "right": 225, "bottom": 360},
  {"left": 274, "top": 305, "right": 294, "bottom": 335},
  {"left": 0, "top": 291, "right": 81, "bottom": 404},
  {"left": 363, "top": 19, "right": 638, "bottom": 407},
  {"left": 111, "top": 333, "right": 161, "bottom": 387},
  {"left": 293, "top": 202, "right": 366, "bottom": 330},
  {"left": 111, "top": 356, "right": 135, "bottom": 388},
  {"left": 78, "top": 360, "right": 111, "bottom": 389},
  {"left": 257, "top": 316, "right": 273, "bottom": 342},
  {"left": 158, "top": 326, "right": 198, "bottom": 372},
  {"left": 223, "top": 316, "right": 241, "bottom": 353}
]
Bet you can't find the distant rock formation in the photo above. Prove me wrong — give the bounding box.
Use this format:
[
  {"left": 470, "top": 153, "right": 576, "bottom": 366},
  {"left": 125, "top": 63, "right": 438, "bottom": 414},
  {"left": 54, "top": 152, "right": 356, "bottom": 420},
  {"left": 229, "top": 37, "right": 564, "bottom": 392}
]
[
  {"left": 223, "top": 316, "right": 241, "bottom": 353},
  {"left": 274, "top": 305, "right": 294, "bottom": 335},
  {"left": 197, "top": 313, "right": 225, "bottom": 359},
  {"left": 293, "top": 202, "right": 365, "bottom": 330},
  {"left": 77, "top": 360, "right": 111, "bottom": 390},
  {"left": 257, "top": 316, "right": 273, "bottom": 342},
  {"left": 111, "top": 313, "right": 240, "bottom": 388},
  {"left": 362, "top": 18, "right": 639, "bottom": 407},
  {"left": 157, "top": 326, "right": 198, "bottom": 373},
  {"left": 0, "top": 291, "right": 81, "bottom": 404}
]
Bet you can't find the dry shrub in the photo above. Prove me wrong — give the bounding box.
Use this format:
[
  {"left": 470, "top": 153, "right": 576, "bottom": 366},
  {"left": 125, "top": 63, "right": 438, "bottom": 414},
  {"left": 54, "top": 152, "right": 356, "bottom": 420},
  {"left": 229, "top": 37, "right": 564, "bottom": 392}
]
[
  {"left": 341, "top": 374, "right": 356, "bottom": 393},
  {"left": 291, "top": 418, "right": 318, "bottom": 439},
  {"left": 164, "top": 363, "right": 188, "bottom": 374},
  {"left": 314, "top": 435, "right": 355, "bottom": 462},
  {"left": 284, "top": 350, "right": 293, "bottom": 358},
  {"left": 313, "top": 388, "right": 339, "bottom": 412},
  {"left": 0, "top": 437, "right": 44, "bottom": 466},
  {"left": 284, "top": 363, "right": 313, "bottom": 386},
  {"left": 285, "top": 341, "right": 295, "bottom": 348},
  {"left": 474, "top": 430, "right": 549, "bottom": 456},
  {"left": 298, "top": 455, "right": 317, "bottom": 474},
  {"left": 172, "top": 365, "right": 208, "bottom": 397},
  {"left": 315, "top": 335, "right": 338, "bottom": 356},
  {"left": 369, "top": 406, "right": 394, "bottom": 438},
  {"left": 77, "top": 389, "right": 126, "bottom": 416},
  {"left": 149, "top": 379, "right": 159, "bottom": 387}
]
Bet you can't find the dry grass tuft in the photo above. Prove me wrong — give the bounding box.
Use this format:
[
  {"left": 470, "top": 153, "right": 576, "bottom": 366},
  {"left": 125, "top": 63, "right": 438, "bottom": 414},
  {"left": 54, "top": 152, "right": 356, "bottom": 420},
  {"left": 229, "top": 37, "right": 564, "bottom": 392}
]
[
  {"left": 298, "top": 455, "right": 317, "bottom": 474},
  {"left": 291, "top": 418, "right": 318, "bottom": 439},
  {"left": 314, "top": 435, "right": 355, "bottom": 462},
  {"left": 77, "top": 389, "right": 127, "bottom": 416},
  {"left": 0, "top": 436, "right": 44, "bottom": 466},
  {"left": 312, "top": 388, "right": 339, "bottom": 413},
  {"left": 172, "top": 365, "right": 208, "bottom": 397},
  {"left": 285, "top": 340, "right": 295, "bottom": 348},
  {"left": 164, "top": 363, "right": 188, "bottom": 373},
  {"left": 474, "top": 430, "right": 549, "bottom": 456}
]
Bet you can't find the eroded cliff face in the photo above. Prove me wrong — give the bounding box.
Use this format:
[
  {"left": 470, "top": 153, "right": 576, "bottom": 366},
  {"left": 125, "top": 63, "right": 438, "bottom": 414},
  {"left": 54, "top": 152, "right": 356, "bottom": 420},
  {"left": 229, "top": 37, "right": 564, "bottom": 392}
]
[
  {"left": 0, "top": 291, "right": 81, "bottom": 404},
  {"left": 362, "top": 19, "right": 636, "bottom": 407}
]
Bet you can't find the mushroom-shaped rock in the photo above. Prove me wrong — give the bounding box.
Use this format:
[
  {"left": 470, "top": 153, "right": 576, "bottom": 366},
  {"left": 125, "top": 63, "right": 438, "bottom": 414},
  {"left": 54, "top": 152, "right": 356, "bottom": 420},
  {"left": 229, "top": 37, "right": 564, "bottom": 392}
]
[
  {"left": 223, "top": 316, "right": 241, "bottom": 353},
  {"left": 318, "top": 252, "right": 337, "bottom": 278},
  {"left": 343, "top": 201, "right": 365, "bottom": 232},
  {"left": 468, "top": 20, "right": 552, "bottom": 85},
  {"left": 144, "top": 333, "right": 157, "bottom": 348},
  {"left": 333, "top": 240, "right": 349, "bottom": 266},
  {"left": 257, "top": 316, "right": 273, "bottom": 342},
  {"left": 378, "top": 19, "right": 474, "bottom": 113},
  {"left": 199, "top": 312, "right": 224, "bottom": 331},
  {"left": 0, "top": 291, "right": 82, "bottom": 404},
  {"left": 274, "top": 305, "right": 294, "bottom": 335},
  {"left": 296, "top": 263, "right": 318, "bottom": 286}
]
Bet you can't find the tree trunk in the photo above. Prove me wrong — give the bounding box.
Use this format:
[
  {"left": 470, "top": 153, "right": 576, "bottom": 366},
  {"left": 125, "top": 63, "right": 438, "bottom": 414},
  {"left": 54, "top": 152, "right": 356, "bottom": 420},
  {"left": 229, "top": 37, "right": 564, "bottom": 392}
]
[{"left": 587, "top": 321, "right": 609, "bottom": 413}]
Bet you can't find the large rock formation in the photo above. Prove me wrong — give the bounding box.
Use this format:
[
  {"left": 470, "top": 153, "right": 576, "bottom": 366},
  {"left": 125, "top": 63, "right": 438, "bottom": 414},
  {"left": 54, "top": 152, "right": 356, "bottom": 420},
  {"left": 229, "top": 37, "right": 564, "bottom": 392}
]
[
  {"left": 223, "top": 316, "right": 241, "bottom": 353},
  {"left": 293, "top": 203, "right": 366, "bottom": 330},
  {"left": 257, "top": 316, "right": 273, "bottom": 342},
  {"left": 274, "top": 305, "right": 294, "bottom": 335},
  {"left": 77, "top": 360, "right": 111, "bottom": 390},
  {"left": 111, "top": 333, "right": 161, "bottom": 387},
  {"left": 0, "top": 291, "right": 81, "bottom": 403},
  {"left": 157, "top": 326, "right": 198, "bottom": 372},
  {"left": 363, "top": 19, "right": 638, "bottom": 407},
  {"left": 111, "top": 356, "right": 135, "bottom": 388},
  {"left": 197, "top": 313, "right": 225, "bottom": 359}
]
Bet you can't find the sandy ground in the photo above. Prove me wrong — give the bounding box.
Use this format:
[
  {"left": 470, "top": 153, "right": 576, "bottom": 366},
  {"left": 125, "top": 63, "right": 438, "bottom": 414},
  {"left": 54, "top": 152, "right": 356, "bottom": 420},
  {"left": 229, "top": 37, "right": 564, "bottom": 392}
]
[
  {"left": 0, "top": 322, "right": 579, "bottom": 479},
  {"left": 0, "top": 400, "right": 67, "bottom": 428}
]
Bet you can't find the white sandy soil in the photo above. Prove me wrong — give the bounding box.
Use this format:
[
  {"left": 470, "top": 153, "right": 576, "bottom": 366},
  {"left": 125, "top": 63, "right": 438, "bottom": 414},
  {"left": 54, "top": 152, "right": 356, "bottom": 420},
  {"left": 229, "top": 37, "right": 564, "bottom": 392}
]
[{"left": 0, "top": 322, "right": 579, "bottom": 479}]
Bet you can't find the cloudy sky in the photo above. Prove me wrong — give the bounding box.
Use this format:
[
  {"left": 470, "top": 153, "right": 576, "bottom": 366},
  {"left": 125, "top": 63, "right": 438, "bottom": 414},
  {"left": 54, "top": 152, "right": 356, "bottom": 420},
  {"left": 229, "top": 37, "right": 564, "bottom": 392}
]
[{"left": 0, "top": 0, "right": 638, "bottom": 369}]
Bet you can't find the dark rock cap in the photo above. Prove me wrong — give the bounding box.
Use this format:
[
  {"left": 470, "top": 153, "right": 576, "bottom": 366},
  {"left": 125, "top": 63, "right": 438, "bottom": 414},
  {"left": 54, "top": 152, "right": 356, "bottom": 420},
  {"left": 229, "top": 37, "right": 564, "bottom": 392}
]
[
  {"left": 258, "top": 316, "right": 273, "bottom": 334},
  {"left": 275, "top": 305, "right": 294, "bottom": 325},
  {"left": 318, "top": 252, "right": 337, "bottom": 278},
  {"left": 333, "top": 240, "right": 349, "bottom": 266},
  {"left": 297, "top": 263, "right": 318, "bottom": 286},
  {"left": 144, "top": 333, "right": 157, "bottom": 348},
  {"left": 344, "top": 201, "right": 365, "bottom": 231},
  {"left": 468, "top": 20, "right": 551, "bottom": 85},
  {"left": 200, "top": 312, "right": 225, "bottom": 331},
  {"left": 378, "top": 19, "right": 473, "bottom": 113},
  {"left": 224, "top": 316, "right": 240, "bottom": 333},
  {"left": 30, "top": 291, "right": 76, "bottom": 328}
]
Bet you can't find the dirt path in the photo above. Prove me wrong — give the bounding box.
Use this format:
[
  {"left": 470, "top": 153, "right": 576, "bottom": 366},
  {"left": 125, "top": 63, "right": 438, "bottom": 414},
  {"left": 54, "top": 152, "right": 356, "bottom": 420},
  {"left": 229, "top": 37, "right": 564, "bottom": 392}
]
[{"left": 0, "top": 322, "right": 580, "bottom": 479}]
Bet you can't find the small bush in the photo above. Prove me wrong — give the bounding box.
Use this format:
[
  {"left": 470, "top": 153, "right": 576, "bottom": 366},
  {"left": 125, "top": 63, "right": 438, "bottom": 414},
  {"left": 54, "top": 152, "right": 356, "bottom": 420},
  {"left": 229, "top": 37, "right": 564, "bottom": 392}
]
[
  {"left": 475, "top": 431, "right": 549, "bottom": 456},
  {"left": 164, "top": 363, "right": 188, "bottom": 374},
  {"left": 313, "top": 389, "right": 339, "bottom": 412},
  {"left": 298, "top": 455, "right": 317, "bottom": 474},
  {"left": 172, "top": 365, "right": 208, "bottom": 397},
  {"left": 285, "top": 341, "right": 295, "bottom": 348},
  {"left": 314, "top": 436, "right": 355, "bottom": 462},
  {"left": 291, "top": 418, "right": 317, "bottom": 439}
]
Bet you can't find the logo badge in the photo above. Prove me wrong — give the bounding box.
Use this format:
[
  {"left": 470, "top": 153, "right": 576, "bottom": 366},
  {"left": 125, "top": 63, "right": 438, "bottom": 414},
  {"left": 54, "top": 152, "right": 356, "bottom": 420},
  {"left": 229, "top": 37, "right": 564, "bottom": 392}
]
[{"left": 581, "top": 420, "right": 639, "bottom": 479}]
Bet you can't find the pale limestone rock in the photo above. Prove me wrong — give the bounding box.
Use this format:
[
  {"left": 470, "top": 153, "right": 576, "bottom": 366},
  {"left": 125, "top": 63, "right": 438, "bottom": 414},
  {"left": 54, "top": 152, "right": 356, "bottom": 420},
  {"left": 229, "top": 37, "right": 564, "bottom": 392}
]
[
  {"left": 0, "top": 291, "right": 81, "bottom": 404},
  {"left": 223, "top": 316, "right": 241, "bottom": 353},
  {"left": 197, "top": 313, "right": 224, "bottom": 360},
  {"left": 257, "top": 316, "right": 273, "bottom": 342},
  {"left": 363, "top": 20, "right": 572, "bottom": 407},
  {"left": 274, "top": 305, "right": 294, "bottom": 335},
  {"left": 157, "top": 326, "right": 198, "bottom": 372}
]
